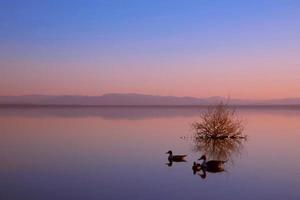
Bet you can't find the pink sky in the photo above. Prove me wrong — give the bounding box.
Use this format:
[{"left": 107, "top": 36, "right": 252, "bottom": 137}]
[{"left": 1, "top": 50, "right": 299, "bottom": 99}]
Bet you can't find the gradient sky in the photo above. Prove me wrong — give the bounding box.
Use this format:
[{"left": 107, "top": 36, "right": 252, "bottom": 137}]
[{"left": 1, "top": 0, "right": 300, "bottom": 99}]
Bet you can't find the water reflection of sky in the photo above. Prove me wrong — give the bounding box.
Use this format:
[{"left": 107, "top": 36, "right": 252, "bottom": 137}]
[{"left": 0, "top": 107, "right": 299, "bottom": 199}]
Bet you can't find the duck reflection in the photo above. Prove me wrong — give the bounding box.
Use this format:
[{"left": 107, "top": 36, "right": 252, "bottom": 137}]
[
  {"left": 166, "top": 160, "right": 173, "bottom": 167},
  {"left": 197, "top": 168, "right": 225, "bottom": 179},
  {"left": 192, "top": 162, "right": 201, "bottom": 174},
  {"left": 197, "top": 166, "right": 225, "bottom": 179}
]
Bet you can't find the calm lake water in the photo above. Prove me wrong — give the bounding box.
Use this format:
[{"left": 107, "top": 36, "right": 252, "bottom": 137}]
[{"left": 0, "top": 106, "right": 300, "bottom": 200}]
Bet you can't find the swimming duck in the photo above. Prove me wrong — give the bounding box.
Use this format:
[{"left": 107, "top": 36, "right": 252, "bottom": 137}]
[
  {"left": 198, "top": 155, "right": 226, "bottom": 172},
  {"left": 166, "top": 150, "right": 187, "bottom": 162}
]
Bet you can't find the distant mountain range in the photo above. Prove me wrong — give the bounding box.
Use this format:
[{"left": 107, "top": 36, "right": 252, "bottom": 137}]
[{"left": 0, "top": 93, "right": 300, "bottom": 106}]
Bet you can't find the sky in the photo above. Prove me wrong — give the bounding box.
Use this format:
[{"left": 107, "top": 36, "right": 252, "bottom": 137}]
[{"left": 1, "top": 0, "right": 300, "bottom": 99}]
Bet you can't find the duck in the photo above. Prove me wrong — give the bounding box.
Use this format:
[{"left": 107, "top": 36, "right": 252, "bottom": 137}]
[
  {"left": 166, "top": 150, "right": 187, "bottom": 162},
  {"left": 198, "top": 155, "right": 226, "bottom": 172}
]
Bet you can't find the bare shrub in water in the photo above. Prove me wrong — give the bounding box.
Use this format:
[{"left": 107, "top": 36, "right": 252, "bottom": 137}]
[{"left": 192, "top": 103, "right": 245, "bottom": 139}]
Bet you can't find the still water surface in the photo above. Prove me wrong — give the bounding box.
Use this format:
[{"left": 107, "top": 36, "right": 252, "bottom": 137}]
[{"left": 0, "top": 106, "right": 300, "bottom": 200}]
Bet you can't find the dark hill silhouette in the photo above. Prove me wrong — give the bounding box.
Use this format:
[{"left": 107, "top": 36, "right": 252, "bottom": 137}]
[{"left": 0, "top": 93, "right": 299, "bottom": 106}]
